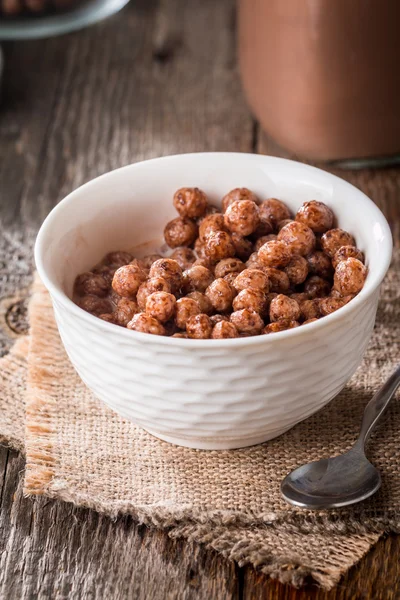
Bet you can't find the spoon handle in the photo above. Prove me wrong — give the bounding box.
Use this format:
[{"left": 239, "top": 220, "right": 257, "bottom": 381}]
[{"left": 357, "top": 364, "right": 400, "bottom": 448}]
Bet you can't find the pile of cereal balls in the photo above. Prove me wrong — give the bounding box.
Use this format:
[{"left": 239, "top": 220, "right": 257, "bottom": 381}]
[{"left": 73, "top": 188, "right": 367, "bottom": 339}]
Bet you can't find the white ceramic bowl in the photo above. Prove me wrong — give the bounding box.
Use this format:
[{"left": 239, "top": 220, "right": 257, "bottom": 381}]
[{"left": 35, "top": 153, "right": 392, "bottom": 450}]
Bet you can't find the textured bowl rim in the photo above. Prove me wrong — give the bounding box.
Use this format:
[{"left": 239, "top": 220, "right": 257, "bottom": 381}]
[{"left": 35, "top": 152, "right": 393, "bottom": 348}]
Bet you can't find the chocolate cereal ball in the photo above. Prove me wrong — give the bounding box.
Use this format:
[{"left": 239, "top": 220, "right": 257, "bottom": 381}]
[
  {"left": 307, "top": 251, "right": 334, "bottom": 279},
  {"left": 192, "top": 257, "right": 215, "bottom": 270},
  {"left": 230, "top": 309, "right": 264, "bottom": 335},
  {"left": 295, "top": 200, "right": 334, "bottom": 233},
  {"left": 224, "top": 200, "right": 260, "bottom": 236},
  {"left": 99, "top": 313, "right": 116, "bottom": 324},
  {"left": 115, "top": 298, "right": 140, "bottom": 326},
  {"left": 112, "top": 263, "right": 147, "bottom": 298},
  {"left": 263, "top": 268, "right": 290, "bottom": 293},
  {"left": 141, "top": 254, "right": 163, "bottom": 270},
  {"left": 92, "top": 264, "right": 116, "bottom": 285},
  {"left": 175, "top": 297, "right": 201, "bottom": 329},
  {"left": 146, "top": 291, "right": 176, "bottom": 323},
  {"left": 304, "top": 276, "right": 331, "bottom": 298},
  {"left": 103, "top": 251, "right": 134, "bottom": 269},
  {"left": 222, "top": 188, "right": 258, "bottom": 212},
  {"left": 199, "top": 213, "right": 226, "bottom": 241},
  {"left": 182, "top": 265, "right": 214, "bottom": 293},
  {"left": 231, "top": 233, "right": 253, "bottom": 261},
  {"left": 321, "top": 228, "right": 356, "bottom": 258},
  {"left": 278, "top": 221, "right": 316, "bottom": 256},
  {"left": 173, "top": 187, "right": 208, "bottom": 219},
  {"left": 258, "top": 239, "right": 291, "bottom": 268},
  {"left": 223, "top": 272, "right": 239, "bottom": 287},
  {"left": 211, "top": 321, "right": 239, "bottom": 339},
  {"left": 284, "top": 255, "right": 309, "bottom": 285},
  {"left": 205, "top": 231, "right": 236, "bottom": 262},
  {"left": 319, "top": 295, "right": 353, "bottom": 316},
  {"left": 164, "top": 217, "right": 198, "bottom": 248},
  {"left": 290, "top": 292, "right": 310, "bottom": 304},
  {"left": 233, "top": 288, "right": 268, "bottom": 317},
  {"left": 210, "top": 314, "right": 230, "bottom": 326},
  {"left": 254, "top": 234, "right": 277, "bottom": 251},
  {"left": 127, "top": 313, "right": 166, "bottom": 336},
  {"left": 269, "top": 294, "right": 301, "bottom": 322},
  {"left": 170, "top": 247, "right": 196, "bottom": 270},
  {"left": 258, "top": 198, "right": 290, "bottom": 228},
  {"left": 205, "top": 278, "right": 236, "bottom": 312},
  {"left": 263, "top": 319, "right": 299, "bottom": 334},
  {"left": 245, "top": 252, "right": 264, "bottom": 270},
  {"left": 187, "top": 291, "right": 213, "bottom": 315},
  {"left": 137, "top": 277, "right": 171, "bottom": 310},
  {"left": 233, "top": 268, "right": 270, "bottom": 292},
  {"left": 78, "top": 295, "right": 112, "bottom": 315},
  {"left": 277, "top": 219, "right": 294, "bottom": 231},
  {"left": 186, "top": 314, "right": 213, "bottom": 339},
  {"left": 332, "top": 246, "right": 365, "bottom": 269},
  {"left": 74, "top": 272, "right": 109, "bottom": 297},
  {"left": 302, "top": 318, "right": 319, "bottom": 326},
  {"left": 214, "top": 257, "right": 245, "bottom": 279},
  {"left": 149, "top": 258, "right": 183, "bottom": 292},
  {"left": 194, "top": 237, "right": 207, "bottom": 258},
  {"left": 334, "top": 258, "right": 367, "bottom": 295},
  {"left": 300, "top": 299, "right": 321, "bottom": 321}
]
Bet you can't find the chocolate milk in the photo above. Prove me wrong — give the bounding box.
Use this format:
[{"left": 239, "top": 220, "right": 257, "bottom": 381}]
[{"left": 239, "top": 0, "right": 400, "bottom": 161}]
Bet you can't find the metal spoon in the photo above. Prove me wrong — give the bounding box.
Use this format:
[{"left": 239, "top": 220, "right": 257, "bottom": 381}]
[{"left": 281, "top": 365, "right": 400, "bottom": 509}]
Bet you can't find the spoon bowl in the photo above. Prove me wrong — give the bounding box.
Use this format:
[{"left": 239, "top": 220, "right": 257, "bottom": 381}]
[
  {"left": 281, "top": 364, "right": 400, "bottom": 510},
  {"left": 281, "top": 447, "right": 381, "bottom": 509}
]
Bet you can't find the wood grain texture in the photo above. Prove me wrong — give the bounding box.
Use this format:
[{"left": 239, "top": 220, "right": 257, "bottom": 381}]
[
  {"left": 0, "top": 448, "right": 238, "bottom": 600},
  {"left": 0, "top": 0, "right": 399, "bottom": 597}
]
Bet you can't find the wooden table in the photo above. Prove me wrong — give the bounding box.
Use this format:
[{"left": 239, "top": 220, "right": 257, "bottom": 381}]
[{"left": 1, "top": 1, "right": 399, "bottom": 597}]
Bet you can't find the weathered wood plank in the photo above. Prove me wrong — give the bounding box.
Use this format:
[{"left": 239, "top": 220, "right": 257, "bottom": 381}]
[
  {"left": 242, "top": 535, "right": 400, "bottom": 600},
  {"left": 0, "top": 450, "right": 239, "bottom": 600}
]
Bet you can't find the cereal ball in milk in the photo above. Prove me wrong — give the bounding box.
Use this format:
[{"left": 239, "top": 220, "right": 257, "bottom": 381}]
[
  {"left": 284, "top": 255, "right": 309, "bottom": 285},
  {"left": 149, "top": 259, "right": 183, "bottom": 292},
  {"left": 295, "top": 200, "right": 334, "bottom": 233},
  {"left": 269, "top": 294, "right": 301, "bottom": 322},
  {"left": 127, "top": 313, "right": 166, "bottom": 335},
  {"left": 173, "top": 187, "right": 208, "bottom": 218},
  {"left": 258, "top": 239, "right": 291, "bottom": 268},
  {"left": 186, "top": 314, "right": 213, "bottom": 339},
  {"left": 278, "top": 221, "right": 316, "bottom": 256},
  {"left": 230, "top": 309, "right": 264, "bottom": 335},
  {"left": 258, "top": 198, "right": 290, "bottom": 228},
  {"left": 333, "top": 258, "right": 367, "bottom": 295},
  {"left": 211, "top": 321, "right": 239, "bottom": 339},
  {"left": 214, "top": 258, "right": 245, "bottom": 279},
  {"left": 182, "top": 265, "right": 214, "bottom": 293},
  {"left": 145, "top": 291, "right": 177, "bottom": 323},
  {"left": 75, "top": 272, "right": 109, "bottom": 297},
  {"left": 204, "top": 231, "right": 236, "bottom": 262},
  {"left": 222, "top": 188, "right": 258, "bottom": 212},
  {"left": 170, "top": 247, "right": 196, "bottom": 270},
  {"left": 332, "top": 246, "right": 365, "bottom": 269},
  {"left": 321, "top": 229, "right": 356, "bottom": 258},
  {"left": 205, "top": 278, "right": 236, "bottom": 312},
  {"left": 164, "top": 217, "right": 198, "bottom": 248},
  {"left": 175, "top": 297, "right": 201, "bottom": 329},
  {"left": 233, "top": 268, "right": 270, "bottom": 292},
  {"left": 224, "top": 200, "right": 260, "bottom": 236},
  {"left": 112, "top": 263, "right": 147, "bottom": 298}
]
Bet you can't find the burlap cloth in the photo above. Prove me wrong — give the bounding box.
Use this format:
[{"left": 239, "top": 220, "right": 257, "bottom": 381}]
[{"left": 1, "top": 250, "right": 400, "bottom": 590}]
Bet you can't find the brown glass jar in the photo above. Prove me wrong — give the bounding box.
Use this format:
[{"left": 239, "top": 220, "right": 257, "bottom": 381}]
[{"left": 238, "top": 0, "right": 400, "bottom": 162}]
